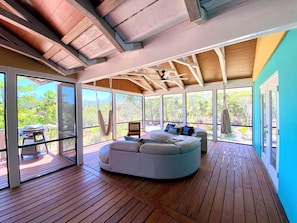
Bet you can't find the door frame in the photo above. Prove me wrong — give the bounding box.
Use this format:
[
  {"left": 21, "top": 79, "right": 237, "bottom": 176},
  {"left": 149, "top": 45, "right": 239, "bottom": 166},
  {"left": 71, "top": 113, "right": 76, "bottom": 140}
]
[{"left": 260, "top": 71, "right": 280, "bottom": 191}]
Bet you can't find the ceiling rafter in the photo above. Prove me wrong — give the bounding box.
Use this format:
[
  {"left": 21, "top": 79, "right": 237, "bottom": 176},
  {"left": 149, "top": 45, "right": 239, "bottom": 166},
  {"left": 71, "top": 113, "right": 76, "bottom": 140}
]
[
  {"left": 0, "top": 1, "right": 97, "bottom": 68},
  {"left": 67, "top": 0, "right": 143, "bottom": 52},
  {"left": 148, "top": 65, "right": 185, "bottom": 89},
  {"left": 168, "top": 61, "right": 185, "bottom": 89},
  {"left": 214, "top": 47, "right": 227, "bottom": 84},
  {"left": 0, "top": 27, "right": 79, "bottom": 75},
  {"left": 0, "top": 0, "right": 26, "bottom": 20},
  {"left": 173, "top": 57, "right": 204, "bottom": 87},
  {"left": 95, "top": 0, "right": 126, "bottom": 17},
  {"left": 129, "top": 71, "right": 169, "bottom": 91},
  {"left": 113, "top": 74, "right": 155, "bottom": 93},
  {"left": 191, "top": 55, "right": 204, "bottom": 86},
  {"left": 61, "top": 17, "right": 93, "bottom": 45}
]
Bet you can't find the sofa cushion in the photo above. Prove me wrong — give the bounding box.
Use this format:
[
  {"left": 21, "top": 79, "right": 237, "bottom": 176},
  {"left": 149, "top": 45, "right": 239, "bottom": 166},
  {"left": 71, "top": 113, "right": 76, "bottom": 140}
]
[
  {"left": 193, "top": 128, "right": 207, "bottom": 136},
  {"left": 149, "top": 130, "right": 173, "bottom": 142},
  {"left": 99, "top": 144, "right": 110, "bottom": 164},
  {"left": 164, "top": 123, "right": 175, "bottom": 132},
  {"left": 110, "top": 140, "right": 142, "bottom": 152},
  {"left": 140, "top": 143, "right": 180, "bottom": 155}
]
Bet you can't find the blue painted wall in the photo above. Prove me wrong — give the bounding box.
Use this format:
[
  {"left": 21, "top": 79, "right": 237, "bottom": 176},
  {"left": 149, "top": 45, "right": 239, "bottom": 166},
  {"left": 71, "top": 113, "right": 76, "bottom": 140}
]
[{"left": 253, "top": 29, "right": 297, "bottom": 223}]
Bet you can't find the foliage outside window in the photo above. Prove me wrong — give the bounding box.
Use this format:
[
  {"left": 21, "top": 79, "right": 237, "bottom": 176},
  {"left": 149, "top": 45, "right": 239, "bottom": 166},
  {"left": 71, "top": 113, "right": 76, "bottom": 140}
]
[
  {"left": 116, "top": 93, "right": 142, "bottom": 137},
  {"left": 217, "top": 87, "right": 253, "bottom": 144},
  {"left": 187, "top": 91, "right": 213, "bottom": 140},
  {"left": 82, "top": 89, "right": 112, "bottom": 146},
  {"left": 17, "top": 76, "right": 76, "bottom": 182},
  {"left": 0, "top": 72, "right": 8, "bottom": 189},
  {"left": 163, "top": 94, "right": 183, "bottom": 126},
  {"left": 17, "top": 76, "right": 57, "bottom": 144},
  {"left": 0, "top": 73, "right": 5, "bottom": 148},
  {"left": 144, "top": 96, "right": 160, "bottom": 131}
]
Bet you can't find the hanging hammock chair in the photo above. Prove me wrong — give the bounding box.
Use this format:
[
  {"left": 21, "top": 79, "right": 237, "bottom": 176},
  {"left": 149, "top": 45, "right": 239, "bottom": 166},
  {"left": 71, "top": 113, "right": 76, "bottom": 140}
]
[
  {"left": 94, "top": 80, "right": 112, "bottom": 136},
  {"left": 221, "top": 83, "right": 232, "bottom": 134}
]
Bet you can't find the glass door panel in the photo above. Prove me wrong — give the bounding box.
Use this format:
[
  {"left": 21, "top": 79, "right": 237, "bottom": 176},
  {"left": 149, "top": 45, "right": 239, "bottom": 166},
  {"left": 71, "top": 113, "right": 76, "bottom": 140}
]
[
  {"left": 58, "top": 83, "right": 76, "bottom": 161},
  {"left": 0, "top": 72, "right": 8, "bottom": 189},
  {"left": 260, "top": 73, "right": 279, "bottom": 191},
  {"left": 17, "top": 76, "right": 76, "bottom": 182},
  {"left": 260, "top": 93, "right": 267, "bottom": 162},
  {"left": 270, "top": 88, "right": 278, "bottom": 170}
]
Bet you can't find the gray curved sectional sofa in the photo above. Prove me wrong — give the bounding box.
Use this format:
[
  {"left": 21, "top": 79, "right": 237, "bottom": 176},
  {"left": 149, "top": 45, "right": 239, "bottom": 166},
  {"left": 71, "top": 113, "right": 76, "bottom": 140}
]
[{"left": 98, "top": 134, "right": 201, "bottom": 179}]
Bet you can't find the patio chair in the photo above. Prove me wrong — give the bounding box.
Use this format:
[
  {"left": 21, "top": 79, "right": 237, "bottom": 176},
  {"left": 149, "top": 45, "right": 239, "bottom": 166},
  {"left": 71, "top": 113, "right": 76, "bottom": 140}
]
[{"left": 127, "top": 122, "right": 141, "bottom": 138}]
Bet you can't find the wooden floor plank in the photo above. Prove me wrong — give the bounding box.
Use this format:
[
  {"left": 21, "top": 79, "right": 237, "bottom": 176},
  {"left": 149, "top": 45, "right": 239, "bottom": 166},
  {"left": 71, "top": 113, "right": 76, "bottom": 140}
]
[
  {"left": 0, "top": 141, "right": 288, "bottom": 223},
  {"left": 196, "top": 142, "right": 226, "bottom": 222},
  {"left": 241, "top": 146, "right": 258, "bottom": 223},
  {"left": 246, "top": 146, "right": 270, "bottom": 223},
  {"left": 221, "top": 144, "right": 235, "bottom": 223},
  {"left": 119, "top": 201, "right": 147, "bottom": 222},
  {"left": 233, "top": 144, "right": 245, "bottom": 223},
  {"left": 247, "top": 146, "right": 288, "bottom": 223},
  {"left": 208, "top": 143, "right": 231, "bottom": 223}
]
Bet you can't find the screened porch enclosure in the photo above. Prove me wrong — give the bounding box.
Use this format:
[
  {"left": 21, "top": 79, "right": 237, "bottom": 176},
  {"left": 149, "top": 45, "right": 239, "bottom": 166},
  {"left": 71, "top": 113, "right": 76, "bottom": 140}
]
[{"left": 82, "top": 83, "right": 253, "bottom": 147}]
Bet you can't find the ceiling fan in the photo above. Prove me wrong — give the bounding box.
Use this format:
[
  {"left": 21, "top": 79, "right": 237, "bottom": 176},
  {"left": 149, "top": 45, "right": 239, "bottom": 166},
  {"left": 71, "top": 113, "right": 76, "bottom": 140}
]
[{"left": 159, "top": 70, "right": 188, "bottom": 82}]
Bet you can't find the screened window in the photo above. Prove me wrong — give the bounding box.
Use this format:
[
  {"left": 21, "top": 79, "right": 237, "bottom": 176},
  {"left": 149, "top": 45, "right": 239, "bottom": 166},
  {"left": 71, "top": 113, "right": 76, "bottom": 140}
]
[
  {"left": 163, "top": 94, "right": 183, "bottom": 126},
  {"left": 116, "top": 93, "right": 142, "bottom": 138},
  {"left": 0, "top": 72, "right": 8, "bottom": 189},
  {"left": 217, "top": 87, "right": 253, "bottom": 144},
  {"left": 187, "top": 91, "right": 213, "bottom": 139},
  {"left": 144, "top": 96, "right": 160, "bottom": 131},
  {"left": 82, "top": 89, "right": 112, "bottom": 145}
]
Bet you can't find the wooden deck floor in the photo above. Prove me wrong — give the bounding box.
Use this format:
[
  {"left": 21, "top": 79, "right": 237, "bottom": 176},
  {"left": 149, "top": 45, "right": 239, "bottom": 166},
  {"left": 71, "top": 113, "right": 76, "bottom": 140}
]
[{"left": 0, "top": 141, "right": 288, "bottom": 223}]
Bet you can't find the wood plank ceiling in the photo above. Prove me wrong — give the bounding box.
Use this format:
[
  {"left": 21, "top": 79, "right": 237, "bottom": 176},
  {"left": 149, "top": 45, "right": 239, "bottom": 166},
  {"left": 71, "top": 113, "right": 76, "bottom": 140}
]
[{"left": 0, "top": 0, "right": 256, "bottom": 93}]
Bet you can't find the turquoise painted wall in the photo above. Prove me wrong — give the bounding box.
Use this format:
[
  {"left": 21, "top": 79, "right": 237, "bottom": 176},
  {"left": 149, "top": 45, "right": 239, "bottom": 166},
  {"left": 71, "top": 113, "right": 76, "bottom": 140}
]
[{"left": 253, "top": 29, "right": 297, "bottom": 223}]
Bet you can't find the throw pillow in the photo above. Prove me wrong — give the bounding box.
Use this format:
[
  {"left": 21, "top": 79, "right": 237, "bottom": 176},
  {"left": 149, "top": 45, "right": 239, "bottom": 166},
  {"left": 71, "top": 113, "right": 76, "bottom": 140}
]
[
  {"left": 164, "top": 123, "right": 175, "bottom": 132},
  {"left": 182, "top": 126, "right": 194, "bottom": 136},
  {"left": 124, "top": 136, "right": 141, "bottom": 141},
  {"left": 168, "top": 127, "right": 180, "bottom": 134},
  {"left": 140, "top": 138, "right": 172, "bottom": 144}
]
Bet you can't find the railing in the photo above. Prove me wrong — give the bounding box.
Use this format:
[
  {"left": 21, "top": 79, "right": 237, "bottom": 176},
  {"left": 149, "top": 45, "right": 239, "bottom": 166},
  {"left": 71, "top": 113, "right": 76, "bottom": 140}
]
[
  {"left": 83, "top": 125, "right": 112, "bottom": 146},
  {"left": 187, "top": 122, "right": 213, "bottom": 140},
  {"left": 217, "top": 124, "right": 253, "bottom": 145}
]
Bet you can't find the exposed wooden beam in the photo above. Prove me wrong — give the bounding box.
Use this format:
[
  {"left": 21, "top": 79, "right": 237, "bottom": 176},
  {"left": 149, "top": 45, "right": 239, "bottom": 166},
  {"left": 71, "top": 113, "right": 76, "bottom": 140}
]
[
  {"left": 95, "top": 0, "right": 126, "bottom": 17},
  {"left": 43, "top": 45, "right": 61, "bottom": 59},
  {"left": 191, "top": 55, "right": 204, "bottom": 87},
  {"left": 184, "top": 0, "right": 207, "bottom": 24},
  {"left": 112, "top": 75, "right": 155, "bottom": 93},
  {"left": 0, "top": 5, "right": 91, "bottom": 67},
  {"left": 61, "top": 17, "right": 93, "bottom": 45},
  {"left": 173, "top": 58, "right": 199, "bottom": 69},
  {"left": 0, "top": 27, "right": 78, "bottom": 75},
  {"left": 0, "top": 0, "right": 27, "bottom": 20},
  {"left": 127, "top": 71, "right": 169, "bottom": 91},
  {"left": 149, "top": 66, "right": 175, "bottom": 73},
  {"left": 214, "top": 47, "right": 227, "bottom": 84},
  {"left": 173, "top": 57, "right": 204, "bottom": 87},
  {"left": 168, "top": 61, "right": 185, "bottom": 89},
  {"left": 67, "top": 0, "right": 142, "bottom": 52}
]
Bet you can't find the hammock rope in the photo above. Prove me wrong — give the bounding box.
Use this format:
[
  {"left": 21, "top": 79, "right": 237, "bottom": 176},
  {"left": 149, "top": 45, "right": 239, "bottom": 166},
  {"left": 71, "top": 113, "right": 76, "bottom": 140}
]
[
  {"left": 221, "top": 83, "right": 231, "bottom": 134},
  {"left": 94, "top": 80, "right": 112, "bottom": 136}
]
